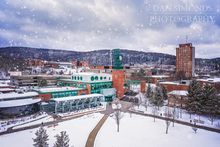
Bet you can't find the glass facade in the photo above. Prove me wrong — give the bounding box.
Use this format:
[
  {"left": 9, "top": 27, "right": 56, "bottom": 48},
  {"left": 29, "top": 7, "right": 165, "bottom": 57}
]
[
  {"left": 91, "top": 82, "right": 112, "bottom": 94},
  {"left": 45, "top": 95, "right": 104, "bottom": 113},
  {"left": 0, "top": 103, "right": 40, "bottom": 119}
]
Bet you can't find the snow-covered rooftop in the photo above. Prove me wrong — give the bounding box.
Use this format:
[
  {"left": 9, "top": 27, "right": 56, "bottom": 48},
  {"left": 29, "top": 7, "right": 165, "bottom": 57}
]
[
  {"left": 0, "top": 83, "right": 10, "bottom": 87},
  {"left": 48, "top": 94, "right": 104, "bottom": 102},
  {"left": 0, "top": 92, "right": 39, "bottom": 100},
  {"left": 197, "top": 78, "right": 220, "bottom": 83},
  {"left": 168, "top": 90, "right": 188, "bottom": 96},
  {"left": 32, "top": 87, "right": 85, "bottom": 93},
  {"left": 0, "top": 88, "right": 15, "bottom": 92},
  {"left": 0, "top": 98, "right": 41, "bottom": 108},
  {"left": 145, "top": 75, "right": 169, "bottom": 78}
]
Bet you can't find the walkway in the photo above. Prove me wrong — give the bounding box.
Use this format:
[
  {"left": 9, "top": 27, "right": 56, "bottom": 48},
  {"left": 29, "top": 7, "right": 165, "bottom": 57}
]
[{"left": 85, "top": 115, "right": 109, "bottom": 147}]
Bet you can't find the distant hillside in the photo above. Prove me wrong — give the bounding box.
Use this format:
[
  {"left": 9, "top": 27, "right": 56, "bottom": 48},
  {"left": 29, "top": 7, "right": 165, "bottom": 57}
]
[
  {"left": 0, "top": 47, "right": 220, "bottom": 70},
  {"left": 0, "top": 47, "right": 176, "bottom": 66}
]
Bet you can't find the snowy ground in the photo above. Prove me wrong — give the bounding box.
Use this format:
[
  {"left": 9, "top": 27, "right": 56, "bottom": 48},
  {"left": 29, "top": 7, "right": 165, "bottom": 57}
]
[
  {"left": 0, "top": 113, "right": 104, "bottom": 147},
  {"left": 134, "top": 105, "right": 220, "bottom": 129},
  {"left": 95, "top": 113, "right": 220, "bottom": 147}
]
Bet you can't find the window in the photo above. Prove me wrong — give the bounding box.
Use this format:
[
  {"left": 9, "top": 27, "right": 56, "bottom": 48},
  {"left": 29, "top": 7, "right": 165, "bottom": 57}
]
[
  {"left": 95, "top": 76, "right": 98, "bottom": 80},
  {"left": 84, "top": 84, "right": 87, "bottom": 88},
  {"left": 77, "top": 76, "right": 79, "bottom": 80},
  {"left": 57, "top": 82, "right": 59, "bottom": 86},
  {"left": 72, "top": 76, "right": 74, "bottom": 80},
  {"left": 100, "top": 76, "right": 103, "bottom": 80},
  {"left": 74, "top": 76, "right": 76, "bottom": 80},
  {"left": 104, "top": 77, "right": 106, "bottom": 79},
  {"left": 80, "top": 77, "right": 83, "bottom": 80},
  {"left": 68, "top": 83, "right": 70, "bottom": 86},
  {"left": 80, "top": 84, "right": 83, "bottom": 88},
  {"left": 91, "top": 76, "right": 94, "bottom": 81},
  {"left": 71, "top": 83, "right": 73, "bottom": 86}
]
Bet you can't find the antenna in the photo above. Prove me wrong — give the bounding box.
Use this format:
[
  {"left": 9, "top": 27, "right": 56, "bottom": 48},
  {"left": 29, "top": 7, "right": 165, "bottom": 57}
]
[{"left": 186, "top": 35, "right": 188, "bottom": 43}]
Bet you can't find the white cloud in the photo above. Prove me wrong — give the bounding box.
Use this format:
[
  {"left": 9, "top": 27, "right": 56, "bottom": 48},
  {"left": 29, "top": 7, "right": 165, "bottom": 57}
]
[{"left": 0, "top": 0, "right": 219, "bottom": 59}]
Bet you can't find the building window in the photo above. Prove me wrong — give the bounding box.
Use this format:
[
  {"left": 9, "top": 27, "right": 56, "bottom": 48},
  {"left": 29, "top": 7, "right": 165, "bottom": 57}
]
[
  {"left": 91, "top": 76, "right": 94, "bottom": 81},
  {"left": 68, "top": 83, "right": 70, "bottom": 86},
  {"left": 84, "top": 84, "right": 87, "bottom": 88},
  {"left": 95, "top": 76, "right": 98, "bottom": 80},
  {"left": 80, "top": 84, "right": 83, "bottom": 88},
  {"left": 80, "top": 77, "right": 83, "bottom": 80},
  {"left": 71, "top": 83, "right": 73, "bottom": 86},
  {"left": 77, "top": 76, "right": 79, "bottom": 80},
  {"left": 74, "top": 83, "right": 76, "bottom": 87},
  {"left": 104, "top": 77, "right": 106, "bottom": 79},
  {"left": 100, "top": 76, "right": 103, "bottom": 80}
]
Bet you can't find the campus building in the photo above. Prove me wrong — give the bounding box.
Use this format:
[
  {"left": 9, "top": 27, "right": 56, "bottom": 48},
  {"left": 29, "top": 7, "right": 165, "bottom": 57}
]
[
  {"left": 176, "top": 43, "right": 195, "bottom": 77},
  {"left": 0, "top": 92, "right": 41, "bottom": 119},
  {"left": 32, "top": 87, "right": 88, "bottom": 102},
  {"left": 57, "top": 73, "right": 116, "bottom": 101},
  {"left": 167, "top": 90, "right": 188, "bottom": 108},
  {"left": 42, "top": 94, "right": 104, "bottom": 113}
]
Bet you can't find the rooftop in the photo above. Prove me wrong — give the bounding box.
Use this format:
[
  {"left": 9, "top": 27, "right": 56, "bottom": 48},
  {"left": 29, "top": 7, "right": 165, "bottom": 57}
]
[
  {"left": 0, "top": 92, "right": 39, "bottom": 100},
  {"left": 32, "top": 87, "right": 85, "bottom": 94},
  {"left": 0, "top": 98, "right": 41, "bottom": 108},
  {"left": 47, "top": 94, "right": 104, "bottom": 102},
  {"left": 197, "top": 78, "right": 220, "bottom": 83},
  {"left": 168, "top": 90, "right": 188, "bottom": 96}
]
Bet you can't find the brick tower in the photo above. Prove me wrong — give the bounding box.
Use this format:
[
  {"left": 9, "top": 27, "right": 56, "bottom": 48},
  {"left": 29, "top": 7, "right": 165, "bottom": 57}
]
[{"left": 176, "top": 43, "right": 195, "bottom": 77}]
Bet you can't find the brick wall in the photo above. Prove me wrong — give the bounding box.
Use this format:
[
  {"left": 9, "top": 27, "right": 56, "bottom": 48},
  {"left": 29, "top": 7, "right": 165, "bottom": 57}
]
[{"left": 112, "top": 70, "right": 124, "bottom": 99}]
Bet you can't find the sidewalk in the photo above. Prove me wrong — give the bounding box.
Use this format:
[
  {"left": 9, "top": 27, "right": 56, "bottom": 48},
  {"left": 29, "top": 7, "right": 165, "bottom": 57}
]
[{"left": 85, "top": 115, "right": 109, "bottom": 147}]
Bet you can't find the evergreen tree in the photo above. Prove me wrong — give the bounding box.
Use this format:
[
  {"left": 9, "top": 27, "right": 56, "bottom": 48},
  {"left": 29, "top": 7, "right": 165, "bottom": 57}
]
[
  {"left": 162, "top": 85, "right": 168, "bottom": 100},
  {"left": 186, "top": 79, "right": 202, "bottom": 118},
  {"left": 206, "top": 92, "right": 220, "bottom": 125},
  {"left": 146, "top": 83, "right": 153, "bottom": 104},
  {"left": 152, "top": 83, "right": 164, "bottom": 110},
  {"left": 54, "top": 131, "right": 70, "bottom": 147},
  {"left": 33, "top": 126, "right": 49, "bottom": 147},
  {"left": 200, "top": 83, "right": 216, "bottom": 113}
]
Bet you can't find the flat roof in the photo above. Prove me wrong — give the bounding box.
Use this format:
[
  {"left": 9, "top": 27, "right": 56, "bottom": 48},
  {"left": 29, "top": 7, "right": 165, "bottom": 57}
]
[
  {"left": 0, "top": 83, "right": 10, "bottom": 87},
  {"left": 48, "top": 94, "right": 104, "bottom": 102},
  {"left": 0, "top": 92, "right": 39, "bottom": 100},
  {"left": 145, "top": 75, "right": 169, "bottom": 78},
  {"left": 32, "top": 87, "right": 86, "bottom": 94},
  {"left": 0, "top": 88, "right": 15, "bottom": 92},
  {"left": 168, "top": 90, "right": 188, "bottom": 96},
  {"left": 0, "top": 98, "right": 41, "bottom": 108},
  {"left": 197, "top": 78, "right": 220, "bottom": 83}
]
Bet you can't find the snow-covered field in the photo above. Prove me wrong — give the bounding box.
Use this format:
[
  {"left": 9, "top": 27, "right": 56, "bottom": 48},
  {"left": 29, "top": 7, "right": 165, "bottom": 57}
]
[
  {"left": 0, "top": 113, "right": 104, "bottom": 147},
  {"left": 95, "top": 113, "right": 220, "bottom": 147}
]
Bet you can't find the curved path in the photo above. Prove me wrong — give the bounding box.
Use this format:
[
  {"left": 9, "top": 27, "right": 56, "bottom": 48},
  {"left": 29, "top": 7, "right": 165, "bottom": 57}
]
[{"left": 85, "top": 115, "right": 109, "bottom": 147}]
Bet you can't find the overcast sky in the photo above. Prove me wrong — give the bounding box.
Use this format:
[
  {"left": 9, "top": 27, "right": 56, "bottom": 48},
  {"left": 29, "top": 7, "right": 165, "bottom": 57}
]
[{"left": 0, "top": 0, "right": 219, "bottom": 58}]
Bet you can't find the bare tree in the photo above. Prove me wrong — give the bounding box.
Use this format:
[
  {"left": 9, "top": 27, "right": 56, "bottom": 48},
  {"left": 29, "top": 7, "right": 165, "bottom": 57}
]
[
  {"left": 112, "top": 98, "right": 124, "bottom": 132},
  {"left": 151, "top": 107, "right": 158, "bottom": 122},
  {"left": 164, "top": 106, "right": 171, "bottom": 134},
  {"left": 215, "top": 122, "right": 220, "bottom": 129}
]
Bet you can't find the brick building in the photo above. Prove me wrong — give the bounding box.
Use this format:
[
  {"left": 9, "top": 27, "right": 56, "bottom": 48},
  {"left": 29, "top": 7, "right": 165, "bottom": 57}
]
[{"left": 176, "top": 43, "right": 195, "bottom": 78}]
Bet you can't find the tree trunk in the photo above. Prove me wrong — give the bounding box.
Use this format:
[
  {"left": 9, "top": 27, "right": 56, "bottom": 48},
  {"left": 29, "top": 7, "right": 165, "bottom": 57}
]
[
  {"left": 117, "top": 124, "right": 119, "bottom": 132},
  {"left": 154, "top": 116, "right": 155, "bottom": 122},
  {"left": 166, "top": 125, "right": 168, "bottom": 134},
  {"left": 190, "top": 112, "right": 191, "bottom": 119},
  {"left": 173, "top": 118, "right": 174, "bottom": 127}
]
